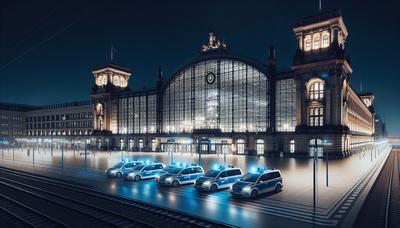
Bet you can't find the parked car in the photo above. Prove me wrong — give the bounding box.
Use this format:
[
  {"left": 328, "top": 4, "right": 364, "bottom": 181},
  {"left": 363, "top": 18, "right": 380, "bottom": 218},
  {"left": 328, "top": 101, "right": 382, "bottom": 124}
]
[
  {"left": 230, "top": 168, "right": 283, "bottom": 198},
  {"left": 194, "top": 165, "right": 242, "bottom": 192}
]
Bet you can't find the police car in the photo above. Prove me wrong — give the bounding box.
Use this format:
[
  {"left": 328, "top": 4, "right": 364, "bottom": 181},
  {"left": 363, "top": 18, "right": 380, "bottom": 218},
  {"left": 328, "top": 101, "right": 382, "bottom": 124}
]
[
  {"left": 194, "top": 165, "right": 243, "bottom": 192},
  {"left": 123, "top": 162, "right": 165, "bottom": 181},
  {"left": 154, "top": 164, "right": 180, "bottom": 181},
  {"left": 157, "top": 164, "right": 204, "bottom": 187},
  {"left": 230, "top": 168, "right": 283, "bottom": 198},
  {"left": 105, "top": 160, "right": 143, "bottom": 178}
]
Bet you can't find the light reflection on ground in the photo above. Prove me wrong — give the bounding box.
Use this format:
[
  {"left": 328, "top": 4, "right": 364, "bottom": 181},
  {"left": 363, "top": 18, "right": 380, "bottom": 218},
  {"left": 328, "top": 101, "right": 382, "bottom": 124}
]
[{"left": 0, "top": 144, "right": 391, "bottom": 227}]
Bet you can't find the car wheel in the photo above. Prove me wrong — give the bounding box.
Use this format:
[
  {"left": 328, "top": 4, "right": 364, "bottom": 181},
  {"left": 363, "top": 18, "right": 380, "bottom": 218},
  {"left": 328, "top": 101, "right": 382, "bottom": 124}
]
[
  {"left": 275, "top": 183, "right": 282, "bottom": 192},
  {"left": 116, "top": 172, "right": 122, "bottom": 178},
  {"left": 210, "top": 184, "right": 218, "bottom": 192},
  {"left": 134, "top": 175, "right": 141, "bottom": 182},
  {"left": 250, "top": 189, "right": 258, "bottom": 199},
  {"left": 172, "top": 180, "right": 179, "bottom": 187}
]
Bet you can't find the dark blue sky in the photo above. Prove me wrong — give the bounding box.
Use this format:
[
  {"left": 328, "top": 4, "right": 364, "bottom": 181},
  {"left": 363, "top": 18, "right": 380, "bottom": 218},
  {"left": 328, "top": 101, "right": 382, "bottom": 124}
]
[{"left": 0, "top": 0, "right": 399, "bottom": 135}]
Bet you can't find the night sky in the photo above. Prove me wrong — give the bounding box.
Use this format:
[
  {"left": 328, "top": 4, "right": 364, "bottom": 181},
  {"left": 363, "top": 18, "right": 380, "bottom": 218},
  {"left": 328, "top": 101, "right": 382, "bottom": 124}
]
[{"left": 0, "top": 0, "right": 399, "bottom": 135}]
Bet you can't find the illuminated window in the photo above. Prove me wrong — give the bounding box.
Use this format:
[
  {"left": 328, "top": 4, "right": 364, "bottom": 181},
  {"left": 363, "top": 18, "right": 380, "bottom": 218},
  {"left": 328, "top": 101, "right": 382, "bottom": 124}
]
[
  {"left": 322, "top": 35, "right": 329, "bottom": 48},
  {"left": 256, "top": 139, "right": 264, "bottom": 155},
  {"left": 313, "top": 36, "right": 320, "bottom": 49},
  {"left": 290, "top": 140, "right": 295, "bottom": 153},
  {"left": 305, "top": 39, "right": 312, "bottom": 51},
  {"left": 309, "top": 138, "right": 323, "bottom": 157},
  {"left": 237, "top": 139, "right": 245, "bottom": 155},
  {"left": 309, "top": 82, "right": 324, "bottom": 100},
  {"left": 309, "top": 107, "right": 324, "bottom": 126}
]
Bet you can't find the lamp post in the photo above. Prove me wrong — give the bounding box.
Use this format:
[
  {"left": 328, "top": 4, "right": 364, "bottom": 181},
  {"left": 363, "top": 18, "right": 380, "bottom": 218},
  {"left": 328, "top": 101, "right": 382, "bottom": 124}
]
[
  {"left": 61, "top": 143, "right": 64, "bottom": 170},
  {"left": 323, "top": 138, "right": 329, "bottom": 187},
  {"left": 85, "top": 138, "right": 90, "bottom": 170},
  {"left": 32, "top": 142, "right": 35, "bottom": 166}
]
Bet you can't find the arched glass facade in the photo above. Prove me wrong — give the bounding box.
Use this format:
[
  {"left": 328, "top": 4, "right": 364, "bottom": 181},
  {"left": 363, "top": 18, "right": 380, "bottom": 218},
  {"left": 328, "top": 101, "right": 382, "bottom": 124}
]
[{"left": 162, "top": 58, "right": 269, "bottom": 133}]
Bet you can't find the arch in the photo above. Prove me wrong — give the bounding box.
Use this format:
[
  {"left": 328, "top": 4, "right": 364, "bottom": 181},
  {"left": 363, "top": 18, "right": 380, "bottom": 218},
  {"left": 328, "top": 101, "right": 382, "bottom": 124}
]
[
  {"left": 162, "top": 54, "right": 270, "bottom": 134},
  {"left": 306, "top": 78, "right": 325, "bottom": 100}
]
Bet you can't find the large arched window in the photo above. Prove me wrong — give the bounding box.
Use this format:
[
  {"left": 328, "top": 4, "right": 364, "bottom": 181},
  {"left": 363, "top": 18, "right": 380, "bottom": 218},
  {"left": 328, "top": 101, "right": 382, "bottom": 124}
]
[
  {"left": 309, "top": 81, "right": 324, "bottom": 100},
  {"left": 162, "top": 58, "right": 269, "bottom": 133}
]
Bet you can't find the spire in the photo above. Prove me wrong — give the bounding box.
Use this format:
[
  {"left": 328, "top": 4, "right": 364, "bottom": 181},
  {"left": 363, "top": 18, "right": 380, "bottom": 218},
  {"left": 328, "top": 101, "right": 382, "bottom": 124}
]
[
  {"left": 319, "top": 0, "right": 322, "bottom": 12},
  {"left": 267, "top": 46, "right": 277, "bottom": 75},
  {"left": 110, "top": 43, "right": 116, "bottom": 63},
  {"left": 156, "top": 66, "right": 164, "bottom": 89}
]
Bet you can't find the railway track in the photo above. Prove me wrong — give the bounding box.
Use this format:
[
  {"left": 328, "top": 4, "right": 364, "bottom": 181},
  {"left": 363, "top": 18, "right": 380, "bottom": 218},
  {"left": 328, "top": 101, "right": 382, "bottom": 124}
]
[
  {"left": 354, "top": 148, "right": 400, "bottom": 228},
  {"left": 0, "top": 166, "right": 233, "bottom": 228}
]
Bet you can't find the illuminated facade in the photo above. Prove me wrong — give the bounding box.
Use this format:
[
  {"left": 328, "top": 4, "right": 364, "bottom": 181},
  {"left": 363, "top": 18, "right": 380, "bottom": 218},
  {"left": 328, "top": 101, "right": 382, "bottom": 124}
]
[{"left": 0, "top": 10, "right": 381, "bottom": 158}]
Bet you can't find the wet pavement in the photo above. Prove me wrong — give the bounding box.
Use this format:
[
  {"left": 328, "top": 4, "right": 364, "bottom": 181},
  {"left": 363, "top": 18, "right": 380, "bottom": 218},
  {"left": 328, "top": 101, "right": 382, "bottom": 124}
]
[{"left": 0, "top": 143, "right": 392, "bottom": 227}]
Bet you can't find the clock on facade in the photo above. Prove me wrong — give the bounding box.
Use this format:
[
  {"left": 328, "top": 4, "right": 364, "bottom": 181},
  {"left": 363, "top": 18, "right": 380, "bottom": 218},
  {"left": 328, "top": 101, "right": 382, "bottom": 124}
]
[{"left": 206, "top": 72, "right": 216, "bottom": 84}]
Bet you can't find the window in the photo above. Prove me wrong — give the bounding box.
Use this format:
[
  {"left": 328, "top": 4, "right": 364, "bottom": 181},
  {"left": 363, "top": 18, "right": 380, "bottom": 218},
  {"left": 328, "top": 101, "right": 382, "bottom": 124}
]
[
  {"left": 181, "top": 169, "right": 190, "bottom": 175},
  {"left": 276, "top": 79, "right": 296, "bottom": 132},
  {"left": 309, "top": 107, "right": 324, "bottom": 126},
  {"left": 322, "top": 35, "right": 329, "bottom": 48},
  {"left": 228, "top": 169, "right": 242, "bottom": 176},
  {"left": 290, "top": 140, "right": 295, "bottom": 153},
  {"left": 151, "top": 139, "right": 157, "bottom": 152},
  {"left": 313, "top": 37, "right": 320, "bottom": 49},
  {"left": 256, "top": 139, "right": 264, "bottom": 155},
  {"left": 139, "top": 139, "right": 144, "bottom": 151},
  {"left": 305, "top": 39, "right": 312, "bottom": 51},
  {"left": 261, "top": 174, "right": 270, "bottom": 182},
  {"left": 309, "top": 138, "right": 323, "bottom": 157},
  {"left": 237, "top": 139, "right": 245, "bottom": 154},
  {"left": 218, "top": 171, "right": 227, "bottom": 178},
  {"left": 309, "top": 81, "right": 324, "bottom": 100}
]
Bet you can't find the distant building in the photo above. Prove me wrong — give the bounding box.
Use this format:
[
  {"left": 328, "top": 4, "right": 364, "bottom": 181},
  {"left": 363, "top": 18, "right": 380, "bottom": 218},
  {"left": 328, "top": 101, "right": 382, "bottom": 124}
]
[{"left": 0, "top": 10, "right": 384, "bottom": 158}]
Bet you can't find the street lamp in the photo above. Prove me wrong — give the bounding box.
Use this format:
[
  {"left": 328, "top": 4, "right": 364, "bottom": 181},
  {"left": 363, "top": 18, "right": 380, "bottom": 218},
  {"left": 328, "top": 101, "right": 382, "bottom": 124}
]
[
  {"left": 323, "top": 138, "right": 330, "bottom": 187},
  {"left": 85, "top": 138, "right": 90, "bottom": 170}
]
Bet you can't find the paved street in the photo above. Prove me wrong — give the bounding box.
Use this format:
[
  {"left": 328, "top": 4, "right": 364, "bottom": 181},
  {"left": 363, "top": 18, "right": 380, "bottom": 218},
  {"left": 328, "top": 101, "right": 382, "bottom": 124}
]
[{"left": 0, "top": 143, "right": 391, "bottom": 227}]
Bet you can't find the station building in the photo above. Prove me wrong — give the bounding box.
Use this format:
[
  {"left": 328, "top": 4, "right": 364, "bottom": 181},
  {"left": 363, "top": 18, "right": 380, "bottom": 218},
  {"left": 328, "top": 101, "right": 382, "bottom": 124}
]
[{"left": 0, "top": 10, "right": 382, "bottom": 158}]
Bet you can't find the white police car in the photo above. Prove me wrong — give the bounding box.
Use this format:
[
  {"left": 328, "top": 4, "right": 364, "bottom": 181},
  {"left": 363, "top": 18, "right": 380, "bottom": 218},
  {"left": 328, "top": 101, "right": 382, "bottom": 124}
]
[
  {"left": 194, "top": 165, "right": 243, "bottom": 192},
  {"left": 154, "top": 164, "right": 181, "bottom": 181},
  {"left": 123, "top": 162, "right": 165, "bottom": 181},
  {"left": 230, "top": 168, "right": 283, "bottom": 198},
  {"left": 105, "top": 160, "right": 143, "bottom": 178},
  {"left": 157, "top": 164, "right": 204, "bottom": 187}
]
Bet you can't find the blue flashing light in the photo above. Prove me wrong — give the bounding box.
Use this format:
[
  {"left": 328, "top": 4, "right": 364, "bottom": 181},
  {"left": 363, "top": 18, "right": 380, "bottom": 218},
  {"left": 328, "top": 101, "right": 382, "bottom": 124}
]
[
  {"left": 145, "top": 160, "right": 150, "bottom": 164},
  {"left": 250, "top": 166, "right": 268, "bottom": 174},
  {"left": 125, "top": 159, "right": 130, "bottom": 163}
]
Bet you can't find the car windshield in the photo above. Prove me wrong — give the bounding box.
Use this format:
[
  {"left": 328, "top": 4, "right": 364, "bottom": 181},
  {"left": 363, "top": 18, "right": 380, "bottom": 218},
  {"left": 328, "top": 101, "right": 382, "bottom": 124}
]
[
  {"left": 132, "top": 165, "right": 145, "bottom": 170},
  {"left": 112, "top": 162, "right": 125, "bottom": 168},
  {"left": 169, "top": 168, "right": 183, "bottom": 174},
  {"left": 205, "top": 170, "right": 220, "bottom": 178},
  {"left": 241, "top": 173, "right": 260, "bottom": 183}
]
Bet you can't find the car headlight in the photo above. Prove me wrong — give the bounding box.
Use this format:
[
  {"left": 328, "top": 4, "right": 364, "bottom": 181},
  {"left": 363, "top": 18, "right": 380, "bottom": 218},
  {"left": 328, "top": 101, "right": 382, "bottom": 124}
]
[
  {"left": 243, "top": 186, "right": 251, "bottom": 192},
  {"left": 203, "top": 181, "right": 211, "bottom": 186},
  {"left": 110, "top": 170, "right": 117, "bottom": 174},
  {"left": 128, "top": 173, "right": 134, "bottom": 177},
  {"left": 165, "top": 177, "right": 172, "bottom": 182}
]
